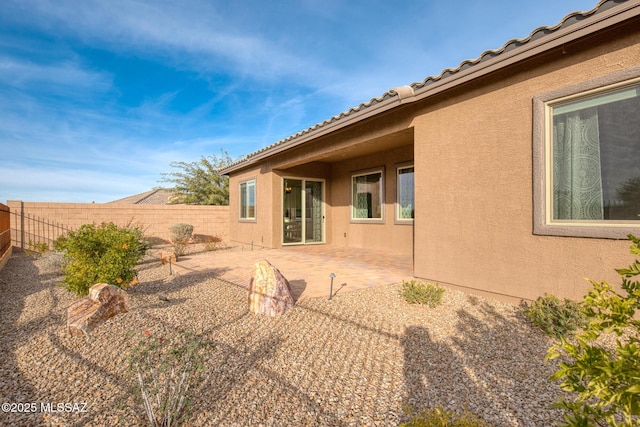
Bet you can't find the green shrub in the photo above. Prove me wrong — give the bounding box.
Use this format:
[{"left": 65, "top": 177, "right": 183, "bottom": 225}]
[
  {"left": 401, "top": 280, "right": 445, "bottom": 307},
  {"left": 401, "top": 406, "right": 490, "bottom": 427},
  {"left": 27, "top": 240, "right": 49, "bottom": 254},
  {"left": 546, "top": 234, "right": 640, "bottom": 427},
  {"left": 55, "top": 222, "right": 148, "bottom": 296},
  {"left": 169, "top": 223, "right": 194, "bottom": 244},
  {"left": 524, "top": 293, "right": 586, "bottom": 338}
]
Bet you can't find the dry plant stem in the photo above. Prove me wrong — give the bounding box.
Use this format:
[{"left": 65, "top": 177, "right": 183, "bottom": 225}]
[
  {"left": 137, "top": 352, "right": 195, "bottom": 427},
  {"left": 137, "top": 368, "right": 158, "bottom": 427}
]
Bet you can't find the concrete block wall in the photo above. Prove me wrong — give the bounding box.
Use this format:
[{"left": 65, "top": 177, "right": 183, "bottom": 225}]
[{"left": 7, "top": 200, "right": 229, "bottom": 249}]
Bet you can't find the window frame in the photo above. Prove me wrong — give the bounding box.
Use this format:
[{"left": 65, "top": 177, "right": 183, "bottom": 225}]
[
  {"left": 238, "top": 178, "right": 256, "bottom": 222},
  {"left": 395, "top": 162, "right": 414, "bottom": 224},
  {"left": 350, "top": 167, "right": 385, "bottom": 224},
  {"left": 533, "top": 67, "right": 640, "bottom": 239}
]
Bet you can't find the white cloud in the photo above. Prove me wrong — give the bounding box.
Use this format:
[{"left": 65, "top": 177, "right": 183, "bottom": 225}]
[
  {"left": 11, "top": 0, "right": 333, "bottom": 83},
  {"left": 0, "top": 56, "right": 112, "bottom": 92}
]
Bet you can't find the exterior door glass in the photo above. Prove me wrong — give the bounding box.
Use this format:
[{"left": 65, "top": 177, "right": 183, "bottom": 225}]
[
  {"left": 283, "top": 179, "right": 323, "bottom": 244},
  {"left": 283, "top": 179, "right": 303, "bottom": 244},
  {"left": 305, "top": 181, "right": 323, "bottom": 243}
]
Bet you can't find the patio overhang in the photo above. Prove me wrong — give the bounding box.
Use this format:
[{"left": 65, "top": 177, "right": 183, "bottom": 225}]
[{"left": 273, "top": 127, "right": 415, "bottom": 171}]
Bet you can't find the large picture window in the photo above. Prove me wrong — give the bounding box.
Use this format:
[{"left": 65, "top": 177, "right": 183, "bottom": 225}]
[
  {"left": 239, "top": 179, "right": 256, "bottom": 220},
  {"left": 533, "top": 71, "right": 640, "bottom": 238},
  {"left": 397, "top": 165, "right": 414, "bottom": 221},
  {"left": 351, "top": 169, "right": 383, "bottom": 221}
]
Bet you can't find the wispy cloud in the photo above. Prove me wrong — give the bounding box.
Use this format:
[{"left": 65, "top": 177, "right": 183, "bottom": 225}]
[
  {"left": 8, "top": 0, "right": 333, "bottom": 83},
  {"left": 0, "top": 56, "right": 112, "bottom": 92}
]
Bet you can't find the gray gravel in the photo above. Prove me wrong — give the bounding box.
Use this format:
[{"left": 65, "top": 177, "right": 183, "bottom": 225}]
[{"left": 0, "top": 249, "right": 569, "bottom": 426}]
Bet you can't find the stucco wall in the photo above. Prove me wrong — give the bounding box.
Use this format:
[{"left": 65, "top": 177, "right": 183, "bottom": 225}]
[
  {"left": 413, "top": 24, "right": 640, "bottom": 302},
  {"left": 228, "top": 168, "right": 275, "bottom": 248},
  {"left": 329, "top": 145, "right": 414, "bottom": 255}
]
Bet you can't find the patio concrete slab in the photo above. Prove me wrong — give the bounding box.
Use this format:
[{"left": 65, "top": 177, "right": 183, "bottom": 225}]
[{"left": 169, "top": 245, "right": 414, "bottom": 300}]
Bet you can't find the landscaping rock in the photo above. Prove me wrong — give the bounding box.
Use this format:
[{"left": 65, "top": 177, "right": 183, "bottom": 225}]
[
  {"left": 248, "top": 259, "right": 295, "bottom": 316},
  {"left": 160, "top": 251, "right": 177, "bottom": 264},
  {"left": 67, "top": 283, "right": 129, "bottom": 336}
]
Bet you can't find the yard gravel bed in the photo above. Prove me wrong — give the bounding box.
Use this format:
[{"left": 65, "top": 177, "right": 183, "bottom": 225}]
[{"left": 0, "top": 250, "right": 568, "bottom": 426}]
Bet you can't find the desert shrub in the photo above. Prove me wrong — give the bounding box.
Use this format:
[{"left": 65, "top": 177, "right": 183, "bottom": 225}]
[
  {"left": 401, "top": 406, "right": 490, "bottom": 427},
  {"left": 27, "top": 240, "right": 49, "bottom": 254},
  {"left": 546, "top": 234, "right": 640, "bottom": 427},
  {"left": 55, "top": 222, "right": 148, "bottom": 296},
  {"left": 524, "top": 293, "right": 586, "bottom": 338},
  {"left": 129, "top": 327, "right": 212, "bottom": 427},
  {"left": 401, "top": 280, "right": 445, "bottom": 307},
  {"left": 170, "top": 223, "right": 194, "bottom": 256},
  {"left": 169, "top": 223, "right": 194, "bottom": 244}
]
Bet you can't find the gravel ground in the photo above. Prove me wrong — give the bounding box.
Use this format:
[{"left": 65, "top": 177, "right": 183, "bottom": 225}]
[{"left": 0, "top": 249, "right": 569, "bottom": 426}]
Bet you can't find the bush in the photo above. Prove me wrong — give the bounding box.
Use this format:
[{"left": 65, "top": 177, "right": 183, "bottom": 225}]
[
  {"left": 55, "top": 222, "right": 148, "bottom": 296},
  {"left": 401, "top": 280, "right": 445, "bottom": 307},
  {"left": 129, "top": 327, "right": 212, "bottom": 426},
  {"left": 401, "top": 406, "right": 490, "bottom": 427},
  {"left": 546, "top": 234, "right": 640, "bottom": 427},
  {"left": 524, "top": 293, "right": 586, "bottom": 338},
  {"left": 170, "top": 223, "right": 194, "bottom": 256},
  {"left": 27, "top": 240, "right": 49, "bottom": 254},
  {"left": 169, "top": 223, "right": 194, "bottom": 244}
]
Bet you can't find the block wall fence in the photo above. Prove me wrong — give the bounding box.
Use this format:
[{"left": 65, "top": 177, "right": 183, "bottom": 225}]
[{"left": 7, "top": 200, "right": 229, "bottom": 249}]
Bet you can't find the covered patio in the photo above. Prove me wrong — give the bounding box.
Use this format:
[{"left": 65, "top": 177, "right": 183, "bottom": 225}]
[{"left": 170, "top": 245, "right": 414, "bottom": 300}]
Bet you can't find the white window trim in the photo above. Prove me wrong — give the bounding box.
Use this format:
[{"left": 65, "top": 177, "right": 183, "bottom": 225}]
[
  {"left": 533, "top": 66, "right": 640, "bottom": 239},
  {"left": 350, "top": 167, "right": 385, "bottom": 224},
  {"left": 395, "top": 163, "right": 414, "bottom": 224},
  {"left": 239, "top": 178, "right": 256, "bottom": 222}
]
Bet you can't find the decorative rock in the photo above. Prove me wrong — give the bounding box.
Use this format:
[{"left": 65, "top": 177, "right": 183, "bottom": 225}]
[
  {"left": 67, "top": 283, "right": 129, "bottom": 336},
  {"left": 248, "top": 260, "right": 296, "bottom": 316},
  {"left": 160, "top": 251, "right": 177, "bottom": 264}
]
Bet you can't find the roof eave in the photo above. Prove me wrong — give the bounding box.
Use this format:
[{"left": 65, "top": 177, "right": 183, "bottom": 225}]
[
  {"left": 218, "top": 91, "right": 411, "bottom": 175},
  {"left": 220, "top": 0, "right": 640, "bottom": 176},
  {"left": 410, "top": 0, "right": 640, "bottom": 103}
]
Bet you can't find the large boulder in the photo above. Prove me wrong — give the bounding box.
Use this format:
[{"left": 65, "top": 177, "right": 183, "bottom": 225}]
[
  {"left": 67, "top": 283, "right": 129, "bottom": 336},
  {"left": 248, "top": 260, "right": 295, "bottom": 316}
]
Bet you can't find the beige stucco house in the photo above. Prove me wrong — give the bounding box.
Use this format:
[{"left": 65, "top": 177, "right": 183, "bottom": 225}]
[{"left": 220, "top": 0, "right": 640, "bottom": 302}]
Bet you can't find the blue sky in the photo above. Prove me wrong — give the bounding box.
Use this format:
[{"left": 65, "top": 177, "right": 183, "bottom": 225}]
[{"left": 1, "top": 0, "right": 598, "bottom": 203}]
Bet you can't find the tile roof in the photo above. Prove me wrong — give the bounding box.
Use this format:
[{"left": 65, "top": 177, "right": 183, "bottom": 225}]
[
  {"left": 107, "top": 189, "right": 176, "bottom": 205},
  {"left": 220, "top": 0, "right": 638, "bottom": 174}
]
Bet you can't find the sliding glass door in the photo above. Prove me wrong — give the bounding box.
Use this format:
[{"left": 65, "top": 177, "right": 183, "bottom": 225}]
[{"left": 283, "top": 178, "right": 324, "bottom": 244}]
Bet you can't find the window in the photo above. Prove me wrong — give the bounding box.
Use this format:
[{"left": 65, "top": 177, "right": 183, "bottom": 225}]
[
  {"left": 533, "top": 71, "right": 640, "bottom": 238},
  {"left": 352, "top": 169, "right": 383, "bottom": 222},
  {"left": 397, "top": 165, "right": 414, "bottom": 222},
  {"left": 239, "top": 179, "right": 255, "bottom": 220}
]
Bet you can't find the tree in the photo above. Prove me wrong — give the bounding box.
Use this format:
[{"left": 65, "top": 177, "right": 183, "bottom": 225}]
[{"left": 160, "top": 150, "right": 233, "bottom": 205}]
